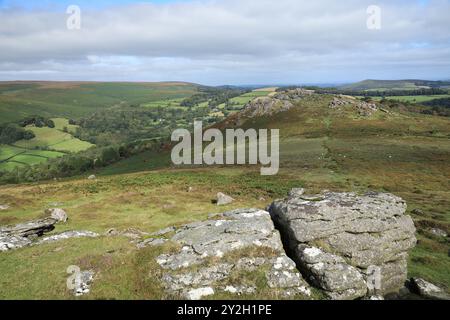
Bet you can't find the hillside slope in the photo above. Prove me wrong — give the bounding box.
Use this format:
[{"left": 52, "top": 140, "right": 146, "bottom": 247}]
[
  {"left": 340, "top": 79, "right": 450, "bottom": 91},
  {"left": 0, "top": 81, "right": 200, "bottom": 124}
]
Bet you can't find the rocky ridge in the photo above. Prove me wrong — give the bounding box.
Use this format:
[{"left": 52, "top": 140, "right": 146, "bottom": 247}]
[{"left": 269, "top": 191, "right": 417, "bottom": 299}]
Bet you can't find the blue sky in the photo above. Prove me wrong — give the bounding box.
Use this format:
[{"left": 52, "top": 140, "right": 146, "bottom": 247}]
[{"left": 0, "top": 0, "right": 449, "bottom": 85}]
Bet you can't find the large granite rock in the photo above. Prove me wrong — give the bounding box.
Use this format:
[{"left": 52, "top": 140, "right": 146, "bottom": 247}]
[
  {"left": 154, "top": 208, "right": 311, "bottom": 300},
  {"left": 269, "top": 191, "right": 417, "bottom": 299}
]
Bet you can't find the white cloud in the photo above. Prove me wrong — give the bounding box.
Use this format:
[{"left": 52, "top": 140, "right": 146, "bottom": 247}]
[{"left": 0, "top": 0, "right": 449, "bottom": 84}]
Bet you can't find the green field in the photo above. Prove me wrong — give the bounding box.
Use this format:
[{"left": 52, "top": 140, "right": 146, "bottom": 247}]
[
  {"left": 51, "top": 118, "right": 79, "bottom": 134},
  {"left": 0, "top": 82, "right": 200, "bottom": 124},
  {"left": 13, "top": 126, "right": 94, "bottom": 153},
  {"left": 0, "top": 145, "right": 65, "bottom": 172},
  {"left": 360, "top": 94, "right": 450, "bottom": 103},
  {"left": 0, "top": 119, "right": 95, "bottom": 172}
]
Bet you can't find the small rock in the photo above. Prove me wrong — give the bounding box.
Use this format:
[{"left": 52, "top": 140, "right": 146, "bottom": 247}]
[
  {"left": 136, "top": 238, "right": 167, "bottom": 249},
  {"left": 216, "top": 193, "right": 234, "bottom": 206},
  {"left": 45, "top": 208, "right": 68, "bottom": 223},
  {"left": 187, "top": 187, "right": 194, "bottom": 193},
  {"left": 429, "top": 228, "right": 447, "bottom": 238},
  {"left": 70, "top": 270, "right": 95, "bottom": 297},
  {"left": 0, "top": 204, "right": 10, "bottom": 211},
  {"left": 151, "top": 226, "right": 176, "bottom": 236},
  {"left": 185, "top": 287, "right": 215, "bottom": 300},
  {"left": 223, "top": 285, "right": 256, "bottom": 295},
  {"left": 410, "top": 278, "right": 450, "bottom": 300},
  {"left": 88, "top": 175, "right": 96, "bottom": 180},
  {"left": 288, "top": 188, "right": 305, "bottom": 197},
  {"left": 412, "top": 208, "right": 425, "bottom": 215}
]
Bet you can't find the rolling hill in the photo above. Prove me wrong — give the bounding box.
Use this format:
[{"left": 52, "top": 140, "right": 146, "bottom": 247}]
[
  {"left": 340, "top": 79, "right": 450, "bottom": 91},
  {"left": 0, "top": 81, "right": 201, "bottom": 124}
]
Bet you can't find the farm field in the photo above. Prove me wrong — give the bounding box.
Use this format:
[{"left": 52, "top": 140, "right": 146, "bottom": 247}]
[
  {"left": 0, "top": 145, "right": 64, "bottom": 172},
  {"left": 13, "top": 126, "right": 93, "bottom": 152},
  {"left": 0, "top": 119, "right": 94, "bottom": 172}
]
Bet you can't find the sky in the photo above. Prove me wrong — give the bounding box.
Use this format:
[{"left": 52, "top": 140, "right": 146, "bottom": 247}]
[{"left": 0, "top": 0, "right": 449, "bottom": 85}]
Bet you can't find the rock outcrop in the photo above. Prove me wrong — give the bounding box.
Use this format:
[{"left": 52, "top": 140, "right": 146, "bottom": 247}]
[
  {"left": 154, "top": 208, "right": 311, "bottom": 300},
  {"left": 328, "top": 96, "right": 378, "bottom": 116},
  {"left": 0, "top": 217, "right": 98, "bottom": 252},
  {"left": 0, "top": 217, "right": 57, "bottom": 239},
  {"left": 242, "top": 96, "right": 294, "bottom": 118},
  {"left": 269, "top": 191, "right": 417, "bottom": 299}
]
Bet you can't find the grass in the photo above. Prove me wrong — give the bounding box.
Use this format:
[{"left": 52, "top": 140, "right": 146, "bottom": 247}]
[
  {"left": 0, "top": 120, "right": 94, "bottom": 172},
  {"left": 0, "top": 145, "right": 65, "bottom": 172},
  {"left": 51, "top": 118, "right": 79, "bottom": 134},
  {"left": 358, "top": 94, "right": 450, "bottom": 103},
  {"left": 14, "top": 126, "right": 93, "bottom": 153}
]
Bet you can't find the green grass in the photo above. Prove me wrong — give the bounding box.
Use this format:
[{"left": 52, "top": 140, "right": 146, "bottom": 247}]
[
  {"left": 0, "top": 145, "right": 26, "bottom": 161},
  {"left": 51, "top": 118, "right": 79, "bottom": 134},
  {"left": 13, "top": 126, "right": 94, "bottom": 152},
  {"left": 0, "top": 122, "right": 94, "bottom": 172}
]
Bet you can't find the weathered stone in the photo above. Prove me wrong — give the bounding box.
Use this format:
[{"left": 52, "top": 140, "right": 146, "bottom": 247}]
[
  {"left": 241, "top": 96, "right": 294, "bottom": 118},
  {"left": 297, "top": 246, "right": 367, "bottom": 300},
  {"left": 0, "top": 217, "right": 56, "bottom": 238},
  {"left": 185, "top": 287, "right": 215, "bottom": 300},
  {"left": 105, "top": 228, "right": 149, "bottom": 240},
  {"left": 269, "top": 190, "right": 417, "bottom": 299},
  {"left": 235, "top": 257, "right": 266, "bottom": 271},
  {"left": 68, "top": 269, "right": 95, "bottom": 297},
  {"left": 0, "top": 204, "right": 10, "bottom": 211},
  {"left": 411, "top": 208, "right": 425, "bottom": 215},
  {"left": 156, "top": 208, "right": 310, "bottom": 299},
  {"left": 216, "top": 192, "right": 234, "bottom": 206},
  {"left": 266, "top": 255, "right": 311, "bottom": 296},
  {"left": 45, "top": 208, "right": 68, "bottom": 223},
  {"left": 0, "top": 235, "right": 32, "bottom": 251},
  {"left": 37, "top": 230, "right": 98, "bottom": 245},
  {"left": 409, "top": 278, "right": 450, "bottom": 300},
  {"left": 151, "top": 226, "right": 176, "bottom": 236},
  {"left": 288, "top": 188, "right": 305, "bottom": 197},
  {"left": 429, "top": 228, "right": 447, "bottom": 238},
  {"left": 223, "top": 285, "right": 256, "bottom": 295},
  {"left": 136, "top": 237, "right": 167, "bottom": 249},
  {"left": 88, "top": 175, "right": 97, "bottom": 180}
]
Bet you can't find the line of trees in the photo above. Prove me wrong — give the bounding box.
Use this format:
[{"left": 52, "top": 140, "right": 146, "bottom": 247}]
[{"left": 0, "top": 139, "right": 164, "bottom": 184}]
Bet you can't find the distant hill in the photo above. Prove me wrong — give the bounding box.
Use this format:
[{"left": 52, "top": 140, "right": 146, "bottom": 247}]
[
  {"left": 339, "top": 79, "right": 450, "bottom": 91},
  {"left": 0, "top": 81, "right": 201, "bottom": 124}
]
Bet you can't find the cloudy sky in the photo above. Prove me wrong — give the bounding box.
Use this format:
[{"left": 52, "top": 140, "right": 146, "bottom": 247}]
[{"left": 0, "top": 0, "right": 449, "bottom": 85}]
